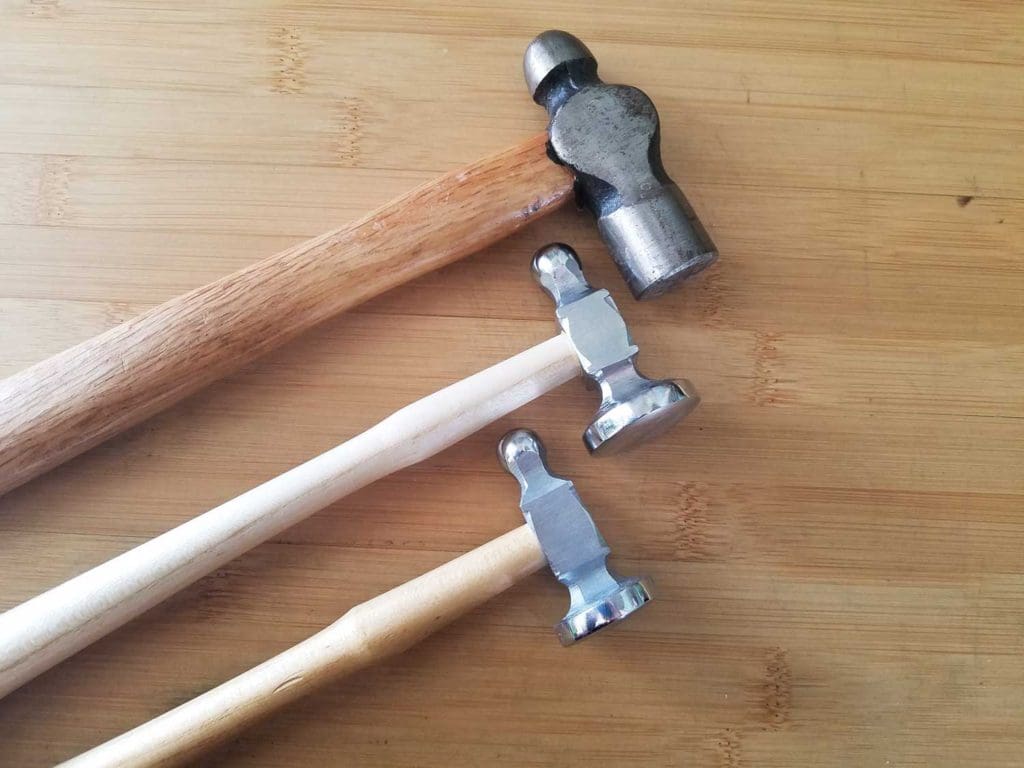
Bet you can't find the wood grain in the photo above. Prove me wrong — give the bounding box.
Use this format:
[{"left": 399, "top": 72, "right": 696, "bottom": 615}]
[
  {"left": 0, "top": 133, "right": 572, "bottom": 496},
  {"left": 0, "top": 3, "right": 1022, "bottom": 768}
]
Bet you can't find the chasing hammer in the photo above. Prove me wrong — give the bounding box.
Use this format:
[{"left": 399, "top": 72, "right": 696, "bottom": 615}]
[
  {"left": 57, "top": 431, "right": 651, "bottom": 768},
  {"left": 0, "top": 30, "right": 716, "bottom": 497},
  {"left": 0, "top": 244, "right": 693, "bottom": 698}
]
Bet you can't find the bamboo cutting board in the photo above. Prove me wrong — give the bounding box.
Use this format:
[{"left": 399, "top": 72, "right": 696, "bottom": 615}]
[{"left": 1, "top": 2, "right": 1022, "bottom": 766}]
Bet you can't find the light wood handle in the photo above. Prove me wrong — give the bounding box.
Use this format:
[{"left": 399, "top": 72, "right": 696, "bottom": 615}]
[
  {"left": 0, "top": 134, "right": 573, "bottom": 496},
  {"left": 58, "top": 524, "right": 546, "bottom": 768},
  {"left": 0, "top": 334, "right": 579, "bottom": 699}
]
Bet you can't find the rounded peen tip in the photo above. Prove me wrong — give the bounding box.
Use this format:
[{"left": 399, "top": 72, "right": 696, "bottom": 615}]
[
  {"left": 530, "top": 242, "right": 581, "bottom": 280},
  {"left": 497, "top": 429, "right": 543, "bottom": 473},
  {"left": 523, "top": 30, "right": 594, "bottom": 102}
]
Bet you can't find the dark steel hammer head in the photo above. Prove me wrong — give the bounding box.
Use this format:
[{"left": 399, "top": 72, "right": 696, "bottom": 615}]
[{"left": 524, "top": 30, "right": 717, "bottom": 300}]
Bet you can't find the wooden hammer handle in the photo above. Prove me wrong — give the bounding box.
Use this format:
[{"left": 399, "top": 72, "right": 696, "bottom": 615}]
[
  {"left": 0, "top": 134, "right": 572, "bottom": 496},
  {"left": 58, "top": 525, "right": 546, "bottom": 768},
  {"left": 0, "top": 334, "right": 579, "bottom": 699}
]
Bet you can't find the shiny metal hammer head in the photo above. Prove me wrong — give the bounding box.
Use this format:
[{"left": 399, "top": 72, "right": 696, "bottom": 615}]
[
  {"left": 524, "top": 30, "right": 717, "bottom": 300},
  {"left": 499, "top": 429, "right": 652, "bottom": 645},
  {"left": 533, "top": 243, "right": 699, "bottom": 456}
]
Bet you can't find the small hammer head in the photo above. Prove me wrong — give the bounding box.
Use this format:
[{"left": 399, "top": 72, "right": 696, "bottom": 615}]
[
  {"left": 499, "top": 429, "right": 652, "bottom": 645},
  {"left": 524, "top": 30, "right": 717, "bottom": 300},
  {"left": 533, "top": 243, "right": 699, "bottom": 456}
]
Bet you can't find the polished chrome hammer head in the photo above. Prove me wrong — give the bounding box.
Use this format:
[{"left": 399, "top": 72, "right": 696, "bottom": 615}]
[
  {"left": 534, "top": 243, "right": 699, "bottom": 456},
  {"left": 499, "top": 429, "right": 652, "bottom": 645}
]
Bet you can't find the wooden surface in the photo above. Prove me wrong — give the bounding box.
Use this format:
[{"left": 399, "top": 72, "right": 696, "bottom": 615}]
[{"left": 0, "top": 2, "right": 1022, "bottom": 766}]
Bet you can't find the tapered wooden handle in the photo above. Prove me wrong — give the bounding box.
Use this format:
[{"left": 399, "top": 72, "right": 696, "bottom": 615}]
[
  {"left": 58, "top": 524, "right": 547, "bottom": 768},
  {"left": 0, "top": 334, "right": 579, "bottom": 699},
  {"left": 0, "top": 134, "right": 573, "bottom": 496}
]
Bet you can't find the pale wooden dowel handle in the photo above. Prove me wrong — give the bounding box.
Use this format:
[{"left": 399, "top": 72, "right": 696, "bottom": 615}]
[
  {"left": 58, "top": 525, "right": 546, "bottom": 768},
  {"left": 0, "top": 134, "right": 573, "bottom": 497},
  {"left": 0, "top": 334, "right": 578, "bottom": 699}
]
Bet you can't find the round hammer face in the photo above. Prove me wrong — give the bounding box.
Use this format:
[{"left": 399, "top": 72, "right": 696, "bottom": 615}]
[
  {"left": 584, "top": 378, "right": 700, "bottom": 456},
  {"left": 556, "top": 575, "right": 653, "bottom": 645}
]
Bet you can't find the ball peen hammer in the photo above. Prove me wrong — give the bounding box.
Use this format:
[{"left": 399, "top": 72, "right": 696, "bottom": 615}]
[
  {"left": 0, "top": 30, "right": 716, "bottom": 497},
  {"left": 0, "top": 243, "right": 694, "bottom": 699},
  {"left": 57, "top": 431, "right": 651, "bottom": 768}
]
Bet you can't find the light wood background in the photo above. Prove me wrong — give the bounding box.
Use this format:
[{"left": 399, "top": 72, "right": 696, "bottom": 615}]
[{"left": 1, "top": 2, "right": 1022, "bottom": 766}]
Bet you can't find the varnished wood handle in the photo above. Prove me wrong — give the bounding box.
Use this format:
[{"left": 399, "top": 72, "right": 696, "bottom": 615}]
[
  {"left": 0, "top": 134, "right": 573, "bottom": 496},
  {"left": 58, "top": 524, "right": 546, "bottom": 768},
  {"left": 0, "top": 335, "right": 579, "bottom": 699}
]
